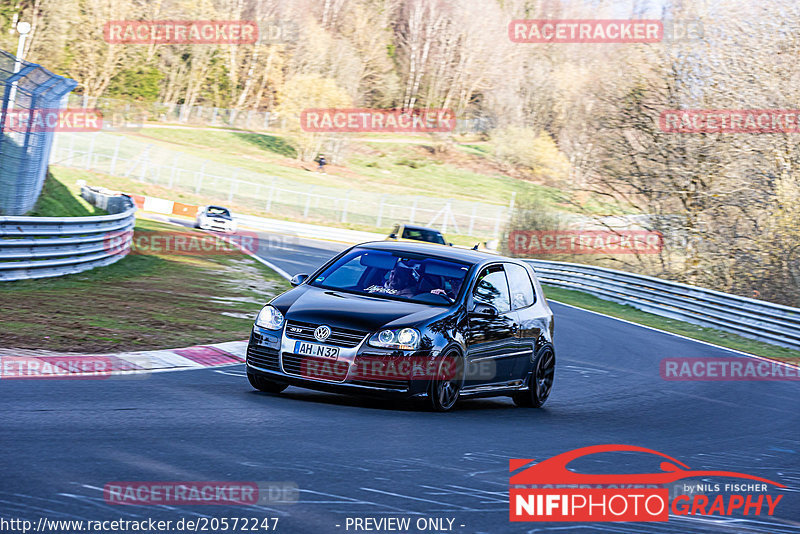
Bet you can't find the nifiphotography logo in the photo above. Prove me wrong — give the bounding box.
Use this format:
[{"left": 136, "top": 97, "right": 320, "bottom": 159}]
[{"left": 509, "top": 444, "right": 785, "bottom": 522}]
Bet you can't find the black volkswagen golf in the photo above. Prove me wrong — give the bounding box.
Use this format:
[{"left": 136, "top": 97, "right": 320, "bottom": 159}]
[{"left": 246, "top": 241, "right": 555, "bottom": 411}]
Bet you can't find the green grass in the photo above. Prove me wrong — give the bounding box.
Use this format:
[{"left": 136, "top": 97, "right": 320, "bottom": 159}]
[
  {"left": 26, "top": 172, "right": 106, "bottom": 217},
  {"left": 122, "top": 127, "right": 574, "bottom": 208},
  {"left": 0, "top": 217, "right": 290, "bottom": 352},
  {"left": 542, "top": 284, "right": 800, "bottom": 362},
  {"left": 48, "top": 165, "right": 494, "bottom": 246}
]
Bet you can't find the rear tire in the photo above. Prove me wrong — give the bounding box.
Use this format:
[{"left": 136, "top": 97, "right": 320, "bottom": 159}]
[
  {"left": 513, "top": 345, "right": 555, "bottom": 408},
  {"left": 248, "top": 372, "right": 287, "bottom": 394},
  {"left": 429, "top": 352, "right": 464, "bottom": 412}
]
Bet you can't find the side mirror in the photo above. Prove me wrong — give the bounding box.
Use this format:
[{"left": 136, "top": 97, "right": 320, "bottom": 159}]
[
  {"left": 472, "top": 302, "right": 498, "bottom": 316},
  {"left": 448, "top": 242, "right": 454, "bottom": 246},
  {"left": 388, "top": 233, "right": 397, "bottom": 239},
  {"left": 290, "top": 273, "right": 309, "bottom": 287}
]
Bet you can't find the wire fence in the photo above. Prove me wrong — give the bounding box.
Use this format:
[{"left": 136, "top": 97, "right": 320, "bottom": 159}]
[
  {"left": 65, "top": 94, "right": 495, "bottom": 134},
  {"left": 0, "top": 50, "right": 76, "bottom": 215},
  {"left": 50, "top": 131, "right": 513, "bottom": 238}
]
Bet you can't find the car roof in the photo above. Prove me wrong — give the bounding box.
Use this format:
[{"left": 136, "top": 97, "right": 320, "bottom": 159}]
[
  {"left": 206, "top": 205, "right": 229, "bottom": 210},
  {"left": 357, "top": 240, "right": 517, "bottom": 267}
]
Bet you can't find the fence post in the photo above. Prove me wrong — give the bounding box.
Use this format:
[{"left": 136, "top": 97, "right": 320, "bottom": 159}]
[
  {"left": 266, "top": 177, "right": 275, "bottom": 212},
  {"left": 303, "top": 187, "right": 315, "bottom": 218},
  {"left": 139, "top": 151, "right": 149, "bottom": 181},
  {"left": 68, "top": 132, "right": 75, "bottom": 163},
  {"left": 468, "top": 205, "right": 476, "bottom": 236},
  {"left": 109, "top": 136, "right": 121, "bottom": 176},
  {"left": 376, "top": 195, "right": 385, "bottom": 228},
  {"left": 341, "top": 190, "right": 351, "bottom": 223},
  {"left": 84, "top": 132, "right": 97, "bottom": 170},
  {"left": 228, "top": 173, "right": 238, "bottom": 202},
  {"left": 493, "top": 207, "right": 503, "bottom": 238},
  {"left": 442, "top": 200, "right": 451, "bottom": 234},
  {"left": 169, "top": 154, "right": 177, "bottom": 188},
  {"left": 195, "top": 162, "right": 205, "bottom": 193}
]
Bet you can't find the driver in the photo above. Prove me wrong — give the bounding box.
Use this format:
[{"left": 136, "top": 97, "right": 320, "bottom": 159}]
[{"left": 385, "top": 264, "right": 418, "bottom": 297}]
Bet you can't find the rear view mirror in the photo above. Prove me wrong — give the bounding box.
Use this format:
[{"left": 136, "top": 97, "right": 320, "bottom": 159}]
[
  {"left": 472, "top": 302, "right": 498, "bottom": 316},
  {"left": 290, "top": 273, "right": 309, "bottom": 287}
]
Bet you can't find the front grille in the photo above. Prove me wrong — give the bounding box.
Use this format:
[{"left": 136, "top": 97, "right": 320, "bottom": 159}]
[
  {"left": 284, "top": 320, "right": 368, "bottom": 348},
  {"left": 348, "top": 378, "right": 410, "bottom": 391},
  {"left": 349, "top": 354, "right": 411, "bottom": 391},
  {"left": 281, "top": 352, "right": 348, "bottom": 382},
  {"left": 246, "top": 345, "right": 280, "bottom": 371}
]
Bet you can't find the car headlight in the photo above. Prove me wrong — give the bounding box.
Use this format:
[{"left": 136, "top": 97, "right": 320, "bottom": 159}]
[
  {"left": 369, "top": 328, "right": 420, "bottom": 350},
  {"left": 255, "top": 305, "right": 284, "bottom": 330}
]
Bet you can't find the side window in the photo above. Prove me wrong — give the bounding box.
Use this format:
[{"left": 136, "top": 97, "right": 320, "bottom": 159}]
[
  {"left": 505, "top": 263, "right": 536, "bottom": 309},
  {"left": 472, "top": 265, "right": 511, "bottom": 313}
]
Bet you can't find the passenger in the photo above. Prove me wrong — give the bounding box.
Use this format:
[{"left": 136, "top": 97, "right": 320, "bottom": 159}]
[{"left": 431, "top": 276, "right": 464, "bottom": 300}]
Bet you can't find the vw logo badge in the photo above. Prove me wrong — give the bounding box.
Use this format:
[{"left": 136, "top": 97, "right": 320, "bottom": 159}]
[{"left": 314, "top": 325, "right": 331, "bottom": 342}]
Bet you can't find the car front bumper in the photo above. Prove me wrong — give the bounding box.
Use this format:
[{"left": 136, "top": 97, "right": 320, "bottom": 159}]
[
  {"left": 199, "top": 218, "right": 236, "bottom": 232},
  {"left": 245, "top": 326, "right": 435, "bottom": 398}
]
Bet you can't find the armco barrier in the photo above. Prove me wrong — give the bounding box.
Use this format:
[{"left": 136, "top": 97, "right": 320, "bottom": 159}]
[
  {"left": 527, "top": 259, "right": 800, "bottom": 350},
  {"left": 0, "top": 187, "right": 135, "bottom": 281}
]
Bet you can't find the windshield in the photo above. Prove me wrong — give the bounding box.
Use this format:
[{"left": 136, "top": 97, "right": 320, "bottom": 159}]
[
  {"left": 207, "top": 207, "right": 230, "bottom": 217},
  {"left": 310, "top": 248, "right": 470, "bottom": 305},
  {"left": 402, "top": 228, "right": 446, "bottom": 245}
]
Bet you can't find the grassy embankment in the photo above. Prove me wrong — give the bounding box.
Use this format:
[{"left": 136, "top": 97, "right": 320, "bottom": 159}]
[{"left": 1, "top": 173, "right": 290, "bottom": 352}]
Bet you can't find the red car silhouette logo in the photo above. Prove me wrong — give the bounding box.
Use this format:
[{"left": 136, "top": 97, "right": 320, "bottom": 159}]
[{"left": 510, "top": 444, "right": 785, "bottom": 487}]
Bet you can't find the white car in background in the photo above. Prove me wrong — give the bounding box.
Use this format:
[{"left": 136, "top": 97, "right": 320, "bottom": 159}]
[{"left": 195, "top": 205, "right": 237, "bottom": 233}]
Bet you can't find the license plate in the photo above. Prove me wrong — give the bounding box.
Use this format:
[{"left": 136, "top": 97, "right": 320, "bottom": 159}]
[{"left": 294, "top": 341, "right": 339, "bottom": 360}]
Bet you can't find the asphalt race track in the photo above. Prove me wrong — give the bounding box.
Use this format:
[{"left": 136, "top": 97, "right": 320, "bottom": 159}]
[{"left": 1, "top": 229, "right": 798, "bottom": 534}]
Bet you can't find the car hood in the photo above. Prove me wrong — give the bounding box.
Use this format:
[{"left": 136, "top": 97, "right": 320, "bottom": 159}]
[{"left": 274, "top": 285, "right": 449, "bottom": 332}]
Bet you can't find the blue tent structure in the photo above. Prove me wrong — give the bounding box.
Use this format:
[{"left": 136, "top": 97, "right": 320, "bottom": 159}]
[{"left": 0, "top": 49, "right": 77, "bottom": 215}]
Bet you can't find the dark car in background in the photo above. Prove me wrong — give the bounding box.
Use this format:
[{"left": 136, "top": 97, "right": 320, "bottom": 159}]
[{"left": 246, "top": 241, "right": 555, "bottom": 411}]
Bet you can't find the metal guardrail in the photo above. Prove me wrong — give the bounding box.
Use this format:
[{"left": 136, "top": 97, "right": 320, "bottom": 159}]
[
  {"left": 0, "top": 187, "right": 135, "bottom": 281},
  {"left": 527, "top": 259, "right": 800, "bottom": 351}
]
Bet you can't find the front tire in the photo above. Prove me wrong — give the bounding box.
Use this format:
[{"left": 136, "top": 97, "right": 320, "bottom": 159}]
[
  {"left": 248, "top": 372, "right": 287, "bottom": 394},
  {"left": 513, "top": 345, "right": 555, "bottom": 408},
  {"left": 429, "top": 352, "right": 464, "bottom": 412}
]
